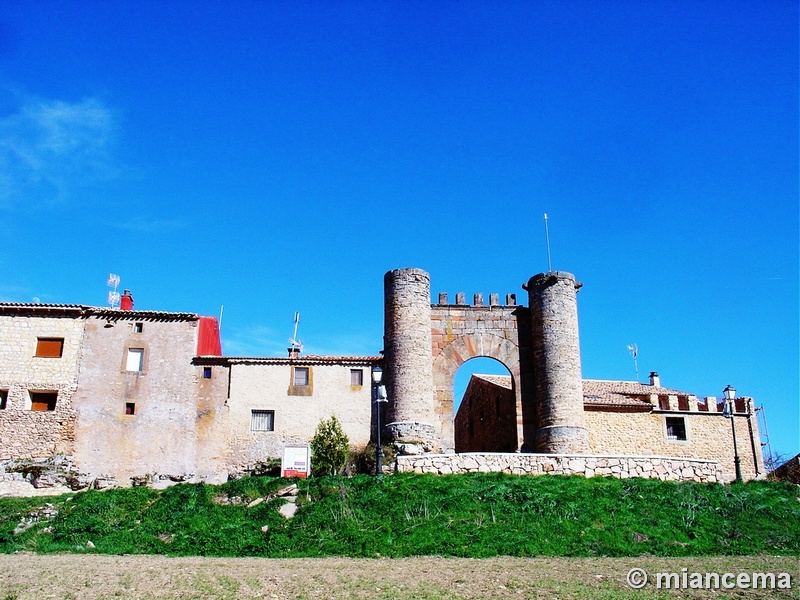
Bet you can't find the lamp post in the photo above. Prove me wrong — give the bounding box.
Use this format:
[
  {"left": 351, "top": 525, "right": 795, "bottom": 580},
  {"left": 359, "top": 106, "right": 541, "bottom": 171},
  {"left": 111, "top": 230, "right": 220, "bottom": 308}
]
[
  {"left": 372, "top": 366, "right": 388, "bottom": 477},
  {"left": 723, "top": 384, "right": 743, "bottom": 483}
]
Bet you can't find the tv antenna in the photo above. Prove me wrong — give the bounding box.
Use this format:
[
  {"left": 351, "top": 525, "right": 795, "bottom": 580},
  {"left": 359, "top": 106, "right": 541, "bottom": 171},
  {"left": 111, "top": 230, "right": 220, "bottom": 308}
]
[
  {"left": 627, "top": 343, "right": 639, "bottom": 382},
  {"left": 288, "top": 312, "right": 303, "bottom": 353},
  {"left": 107, "top": 273, "right": 121, "bottom": 309},
  {"left": 543, "top": 213, "right": 553, "bottom": 272}
]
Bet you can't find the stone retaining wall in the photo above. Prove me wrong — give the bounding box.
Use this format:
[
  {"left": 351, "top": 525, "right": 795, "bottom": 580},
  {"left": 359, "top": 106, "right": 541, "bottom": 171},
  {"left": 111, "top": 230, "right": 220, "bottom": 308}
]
[{"left": 395, "top": 453, "right": 722, "bottom": 483}]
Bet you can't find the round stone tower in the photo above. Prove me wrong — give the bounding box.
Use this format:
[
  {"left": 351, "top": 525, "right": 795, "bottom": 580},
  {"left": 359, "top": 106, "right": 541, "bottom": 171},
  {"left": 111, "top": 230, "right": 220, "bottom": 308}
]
[
  {"left": 383, "top": 268, "right": 437, "bottom": 450},
  {"left": 525, "top": 271, "right": 589, "bottom": 453}
]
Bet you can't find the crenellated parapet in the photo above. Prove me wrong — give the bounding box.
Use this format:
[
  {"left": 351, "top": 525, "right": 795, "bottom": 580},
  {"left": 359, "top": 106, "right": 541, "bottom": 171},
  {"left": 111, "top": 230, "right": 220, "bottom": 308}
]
[{"left": 435, "top": 292, "right": 518, "bottom": 307}]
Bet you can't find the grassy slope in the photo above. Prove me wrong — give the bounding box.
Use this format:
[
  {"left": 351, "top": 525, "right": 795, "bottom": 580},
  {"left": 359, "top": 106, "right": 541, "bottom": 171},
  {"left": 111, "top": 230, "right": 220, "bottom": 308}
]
[{"left": 0, "top": 473, "right": 798, "bottom": 558}]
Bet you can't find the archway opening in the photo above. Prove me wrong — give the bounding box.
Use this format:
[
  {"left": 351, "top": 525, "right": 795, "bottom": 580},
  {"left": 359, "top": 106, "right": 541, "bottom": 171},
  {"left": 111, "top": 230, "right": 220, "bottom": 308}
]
[{"left": 453, "top": 357, "right": 516, "bottom": 453}]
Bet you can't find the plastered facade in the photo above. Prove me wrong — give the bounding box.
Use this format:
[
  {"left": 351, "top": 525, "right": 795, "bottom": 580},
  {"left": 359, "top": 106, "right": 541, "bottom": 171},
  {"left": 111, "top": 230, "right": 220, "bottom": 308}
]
[
  {"left": 220, "top": 357, "right": 376, "bottom": 471},
  {"left": 71, "top": 312, "right": 231, "bottom": 483}
]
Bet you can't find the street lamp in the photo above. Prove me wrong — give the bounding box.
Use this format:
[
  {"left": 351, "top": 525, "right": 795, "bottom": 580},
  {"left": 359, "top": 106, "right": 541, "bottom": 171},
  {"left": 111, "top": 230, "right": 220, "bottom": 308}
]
[
  {"left": 372, "top": 366, "right": 388, "bottom": 477},
  {"left": 722, "top": 384, "right": 743, "bottom": 483}
]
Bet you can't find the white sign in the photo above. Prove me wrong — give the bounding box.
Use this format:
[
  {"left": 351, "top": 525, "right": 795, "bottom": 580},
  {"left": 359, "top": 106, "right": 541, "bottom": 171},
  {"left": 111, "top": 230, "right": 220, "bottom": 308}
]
[{"left": 282, "top": 445, "right": 311, "bottom": 478}]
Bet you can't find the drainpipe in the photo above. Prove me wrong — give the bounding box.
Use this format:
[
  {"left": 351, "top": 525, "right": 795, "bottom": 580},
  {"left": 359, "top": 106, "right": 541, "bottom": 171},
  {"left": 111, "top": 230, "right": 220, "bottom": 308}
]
[{"left": 746, "top": 400, "right": 760, "bottom": 476}]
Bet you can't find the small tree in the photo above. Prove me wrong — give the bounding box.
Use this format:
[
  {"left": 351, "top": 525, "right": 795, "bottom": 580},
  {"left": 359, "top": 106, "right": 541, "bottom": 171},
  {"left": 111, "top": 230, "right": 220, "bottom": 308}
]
[{"left": 309, "top": 415, "right": 349, "bottom": 476}]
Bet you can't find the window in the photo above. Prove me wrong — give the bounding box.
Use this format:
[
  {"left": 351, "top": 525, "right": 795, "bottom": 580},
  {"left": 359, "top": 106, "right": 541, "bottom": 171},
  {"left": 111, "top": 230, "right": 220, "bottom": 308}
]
[
  {"left": 0, "top": 390, "right": 7, "bottom": 410},
  {"left": 134, "top": 323, "right": 143, "bottom": 333},
  {"left": 203, "top": 367, "right": 212, "bottom": 379},
  {"left": 251, "top": 410, "right": 274, "bottom": 431},
  {"left": 125, "top": 402, "right": 136, "bottom": 415},
  {"left": 30, "top": 391, "right": 57, "bottom": 412},
  {"left": 289, "top": 366, "right": 313, "bottom": 395},
  {"left": 665, "top": 417, "right": 687, "bottom": 441},
  {"left": 350, "top": 369, "right": 363, "bottom": 386},
  {"left": 35, "top": 338, "right": 64, "bottom": 358},
  {"left": 126, "top": 348, "right": 144, "bottom": 372},
  {"left": 293, "top": 367, "right": 309, "bottom": 386}
]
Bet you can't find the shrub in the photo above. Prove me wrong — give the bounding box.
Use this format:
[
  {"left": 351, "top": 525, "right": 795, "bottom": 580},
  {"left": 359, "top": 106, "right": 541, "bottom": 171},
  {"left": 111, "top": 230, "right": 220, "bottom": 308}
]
[{"left": 309, "top": 416, "right": 349, "bottom": 476}]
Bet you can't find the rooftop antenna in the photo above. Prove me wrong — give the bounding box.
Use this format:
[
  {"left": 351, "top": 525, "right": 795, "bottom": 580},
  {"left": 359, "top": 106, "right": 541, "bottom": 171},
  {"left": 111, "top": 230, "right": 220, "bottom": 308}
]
[
  {"left": 627, "top": 343, "right": 639, "bottom": 382},
  {"left": 107, "top": 273, "right": 121, "bottom": 309},
  {"left": 219, "top": 305, "right": 224, "bottom": 331},
  {"left": 543, "top": 213, "right": 553, "bottom": 272},
  {"left": 288, "top": 312, "right": 303, "bottom": 353}
]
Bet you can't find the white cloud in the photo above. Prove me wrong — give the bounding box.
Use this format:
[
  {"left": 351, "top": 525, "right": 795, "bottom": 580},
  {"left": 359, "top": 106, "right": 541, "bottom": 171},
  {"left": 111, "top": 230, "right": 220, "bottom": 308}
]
[
  {"left": 0, "top": 96, "right": 118, "bottom": 206},
  {"left": 222, "top": 324, "right": 286, "bottom": 357}
]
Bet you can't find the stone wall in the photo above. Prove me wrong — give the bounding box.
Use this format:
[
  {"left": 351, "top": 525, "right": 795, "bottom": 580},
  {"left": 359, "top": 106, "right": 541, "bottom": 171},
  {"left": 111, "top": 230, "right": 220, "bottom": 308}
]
[
  {"left": 584, "top": 407, "right": 763, "bottom": 482},
  {"left": 0, "top": 312, "right": 84, "bottom": 460},
  {"left": 0, "top": 384, "right": 78, "bottom": 460},
  {"left": 396, "top": 452, "right": 722, "bottom": 483}
]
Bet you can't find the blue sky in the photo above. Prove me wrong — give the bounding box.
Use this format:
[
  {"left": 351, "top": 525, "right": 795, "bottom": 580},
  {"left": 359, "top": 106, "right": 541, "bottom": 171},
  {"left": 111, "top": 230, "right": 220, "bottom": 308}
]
[{"left": 0, "top": 2, "right": 797, "bottom": 459}]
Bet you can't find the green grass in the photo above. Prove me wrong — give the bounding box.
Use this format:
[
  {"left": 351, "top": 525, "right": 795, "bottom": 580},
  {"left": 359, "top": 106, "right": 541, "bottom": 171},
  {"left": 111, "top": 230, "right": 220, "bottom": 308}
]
[{"left": 1, "top": 473, "right": 798, "bottom": 558}]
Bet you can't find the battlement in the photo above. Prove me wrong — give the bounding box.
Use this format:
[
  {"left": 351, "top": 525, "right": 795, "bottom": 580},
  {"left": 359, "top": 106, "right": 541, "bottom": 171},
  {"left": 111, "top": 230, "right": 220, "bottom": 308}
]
[{"left": 435, "top": 292, "right": 517, "bottom": 307}]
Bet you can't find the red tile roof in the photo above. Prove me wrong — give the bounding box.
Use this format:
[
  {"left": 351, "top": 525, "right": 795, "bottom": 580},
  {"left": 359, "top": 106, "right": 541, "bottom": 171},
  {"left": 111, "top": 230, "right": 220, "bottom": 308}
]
[
  {"left": 0, "top": 302, "right": 200, "bottom": 321},
  {"left": 195, "top": 355, "right": 383, "bottom": 366},
  {"left": 469, "top": 375, "right": 696, "bottom": 411},
  {"left": 472, "top": 374, "right": 513, "bottom": 389},
  {"left": 582, "top": 379, "right": 690, "bottom": 410}
]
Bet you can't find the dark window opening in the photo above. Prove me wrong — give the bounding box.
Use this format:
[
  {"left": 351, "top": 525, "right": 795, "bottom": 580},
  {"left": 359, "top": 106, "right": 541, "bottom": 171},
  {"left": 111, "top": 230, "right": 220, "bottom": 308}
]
[
  {"left": 125, "top": 402, "right": 136, "bottom": 415},
  {"left": 30, "top": 391, "right": 58, "bottom": 412},
  {"left": 35, "top": 338, "right": 64, "bottom": 358},
  {"left": 203, "top": 367, "right": 212, "bottom": 379},
  {"left": 251, "top": 409, "right": 274, "bottom": 431},
  {"left": 134, "top": 323, "right": 143, "bottom": 333},
  {"left": 666, "top": 417, "right": 687, "bottom": 441},
  {"left": 0, "top": 390, "right": 7, "bottom": 410}
]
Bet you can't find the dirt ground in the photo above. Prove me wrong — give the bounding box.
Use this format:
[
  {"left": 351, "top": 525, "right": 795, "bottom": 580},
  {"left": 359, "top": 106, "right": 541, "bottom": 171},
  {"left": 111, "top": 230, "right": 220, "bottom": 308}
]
[{"left": 0, "top": 554, "right": 796, "bottom": 600}]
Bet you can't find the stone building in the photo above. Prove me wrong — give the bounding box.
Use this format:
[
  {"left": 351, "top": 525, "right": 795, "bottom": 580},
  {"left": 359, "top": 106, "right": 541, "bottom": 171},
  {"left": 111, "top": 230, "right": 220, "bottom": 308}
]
[
  {"left": 383, "top": 267, "right": 766, "bottom": 482},
  {"left": 0, "top": 304, "right": 85, "bottom": 462},
  {"left": 454, "top": 374, "right": 517, "bottom": 453},
  {"left": 456, "top": 373, "right": 764, "bottom": 481},
  {"left": 0, "top": 264, "right": 771, "bottom": 489}
]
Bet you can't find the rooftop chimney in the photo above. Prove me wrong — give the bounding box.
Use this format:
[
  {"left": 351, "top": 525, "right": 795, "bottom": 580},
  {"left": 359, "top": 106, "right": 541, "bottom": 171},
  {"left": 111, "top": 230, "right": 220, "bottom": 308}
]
[
  {"left": 288, "top": 347, "right": 300, "bottom": 359},
  {"left": 649, "top": 371, "right": 660, "bottom": 387},
  {"left": 120, "top": 289, "right": 134, "bottom": 311}
]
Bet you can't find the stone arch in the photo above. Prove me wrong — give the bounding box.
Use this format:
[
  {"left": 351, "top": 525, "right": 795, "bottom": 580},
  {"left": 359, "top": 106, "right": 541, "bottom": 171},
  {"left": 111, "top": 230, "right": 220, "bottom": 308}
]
[
  {"left": 432, "top": 332, "right": 523, "bottom": 452},
  {"left": 385, "top": 268, "right": 584, "bottom": 455}
]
